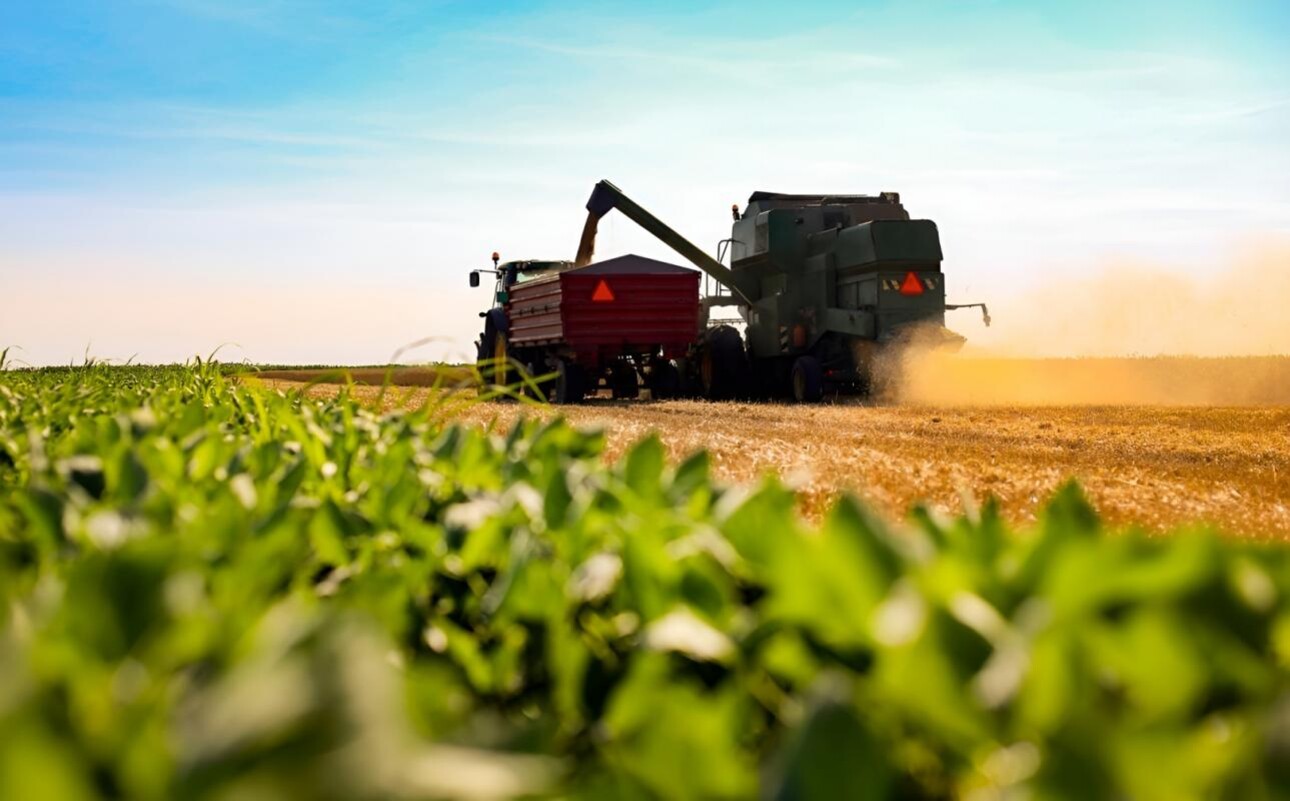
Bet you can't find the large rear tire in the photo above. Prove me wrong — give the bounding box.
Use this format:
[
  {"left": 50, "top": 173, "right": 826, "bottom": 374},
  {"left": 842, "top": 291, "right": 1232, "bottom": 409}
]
[
  {"left": 700, "top": 326, "right": 748, "bottom": 400},
  {"left": 477, "top": 310, "right": 512, "bottom": 391}
]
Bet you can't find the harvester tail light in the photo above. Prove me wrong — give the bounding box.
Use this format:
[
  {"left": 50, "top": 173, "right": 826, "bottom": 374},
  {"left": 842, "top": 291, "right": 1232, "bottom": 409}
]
[
  {"left": 899, "top": 271, "right": 924, "bottom": 296},
  {"left": 591, "top": 279, "right": 615, "bottom": 302}
]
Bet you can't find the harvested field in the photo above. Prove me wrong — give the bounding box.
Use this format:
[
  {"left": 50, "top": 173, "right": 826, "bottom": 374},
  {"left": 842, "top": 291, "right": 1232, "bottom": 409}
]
[{"left": 259, "top": 363, "right": 1290, "bottom": 538}]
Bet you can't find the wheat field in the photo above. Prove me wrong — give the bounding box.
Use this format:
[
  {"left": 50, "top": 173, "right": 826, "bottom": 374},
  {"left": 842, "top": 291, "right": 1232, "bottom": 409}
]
[{"left": 263, "top": 356, "right": 1290, "bottom": 538}]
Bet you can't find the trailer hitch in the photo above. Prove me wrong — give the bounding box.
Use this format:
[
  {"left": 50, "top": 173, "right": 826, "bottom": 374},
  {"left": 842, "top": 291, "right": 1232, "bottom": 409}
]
[{"left": 945, "top": 303, "right": 991, "bottom": 327}]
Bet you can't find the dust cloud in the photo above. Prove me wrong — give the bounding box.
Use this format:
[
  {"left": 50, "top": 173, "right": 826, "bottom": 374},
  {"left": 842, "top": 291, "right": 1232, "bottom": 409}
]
[{"left": 891, "top": 240, "right": 1290, "bottom": 406}]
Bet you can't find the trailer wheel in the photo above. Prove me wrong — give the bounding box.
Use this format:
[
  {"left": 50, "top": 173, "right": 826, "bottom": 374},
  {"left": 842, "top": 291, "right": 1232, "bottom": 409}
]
[
  {"left": 791, "top": 355, "right": 824, "bottom": 403},
  {"left": 700, "top": 325, "right": 747, "bottom": 400},
  {"left": 523, "top": 358, "right": 549, "bottom": 401},
  {"left": 647, "top": 361, "right": 681, "bottom": 400},
  {"left": 674, "top": 357, "right": 702, "bottom": 398},
  {"left": 610, "top": 362, "right": 639, "bottom": 400},
  {"left": 551, "top": 360, "right": 585, "bottom": 404}
]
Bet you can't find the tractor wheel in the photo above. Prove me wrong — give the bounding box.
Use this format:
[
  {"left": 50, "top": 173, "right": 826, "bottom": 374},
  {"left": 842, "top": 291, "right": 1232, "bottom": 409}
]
[
  {"left": 791, "top": 355, "right": 824, "bottom": 403},
  {"left": 477, "top": 310, "right": 513, "bottom": 391},
  {"left": 610, "top": 362, "right": 639, "bottom": 400},
  {"left": 700, "top": 325, "right": 748, "bottom": 400},
  {"left": 647, "top": 360, "right": 681, "bottom": 400}
]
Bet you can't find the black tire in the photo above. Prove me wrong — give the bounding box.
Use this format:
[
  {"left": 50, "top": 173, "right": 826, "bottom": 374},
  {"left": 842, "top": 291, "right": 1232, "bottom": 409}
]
[
  {"left": 610, "top": 362, "right": 639, "bottom": 400},
  {"left": 477, "top": 310, "right": 513, "bottom": 390},
  {"left": 700, "top": 325, "right": 748, "bottom": 400},
  {"left": 749, "top": 356, "right": 789, "bottom": 401},
  {"left": 552, "top": 361, "right": 586, "bottom": 404},
  {"left": 523, "top": 358, "right": 549, "bottom": 400},
  {"left": 674, "top": 356, "right": 702, "bottom": 398},
  {"left": 647, "top": 360, "right": 681, "bottom": 400},
  {"left": 791, "top": 355, "right": 824, "bottom": 403}
]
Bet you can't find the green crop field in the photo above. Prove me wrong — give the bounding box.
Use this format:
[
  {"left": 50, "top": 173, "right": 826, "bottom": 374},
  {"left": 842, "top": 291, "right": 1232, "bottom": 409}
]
[{"left": 1, "top": 363, "right": 1288, "bottom": 800}]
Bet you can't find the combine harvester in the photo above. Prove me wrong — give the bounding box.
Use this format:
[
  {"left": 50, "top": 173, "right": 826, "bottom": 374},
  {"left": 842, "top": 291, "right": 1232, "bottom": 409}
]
[{"left": 470, "top": 180, "right": 989, "bottom": 403}]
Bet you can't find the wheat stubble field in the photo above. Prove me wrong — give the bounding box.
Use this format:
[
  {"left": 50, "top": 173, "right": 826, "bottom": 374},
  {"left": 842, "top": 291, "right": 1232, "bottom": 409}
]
[{"left": 260, "top": 355, "right": 1290, "bottom": 537}]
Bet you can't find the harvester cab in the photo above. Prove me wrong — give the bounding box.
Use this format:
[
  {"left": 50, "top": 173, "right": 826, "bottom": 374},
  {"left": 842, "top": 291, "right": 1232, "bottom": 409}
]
[{"left": 575, "top": 179, "right": 990, "bottom": 401}]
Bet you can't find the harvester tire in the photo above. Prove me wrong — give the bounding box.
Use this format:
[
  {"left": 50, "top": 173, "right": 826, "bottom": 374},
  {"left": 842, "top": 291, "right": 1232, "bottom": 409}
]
[
  {"left": 791, "top": 355, "right": 824, "bottom": 403},
  {"left": 701, "top": 325, "right": 747, "bottom": 400}
]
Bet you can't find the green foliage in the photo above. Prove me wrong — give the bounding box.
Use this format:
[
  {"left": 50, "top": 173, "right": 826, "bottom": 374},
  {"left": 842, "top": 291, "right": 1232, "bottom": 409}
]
[{"left": 0, "top": 365, "right": 1288, "bottom": 799}]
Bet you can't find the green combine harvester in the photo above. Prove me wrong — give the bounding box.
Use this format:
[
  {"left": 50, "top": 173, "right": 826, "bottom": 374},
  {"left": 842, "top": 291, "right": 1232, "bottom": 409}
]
[{"left": 574, "top": 180, "right": 990, "bottom": 401}]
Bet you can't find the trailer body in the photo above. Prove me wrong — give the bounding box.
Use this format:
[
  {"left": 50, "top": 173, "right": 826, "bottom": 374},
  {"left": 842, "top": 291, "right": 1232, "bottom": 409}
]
[
  {"left": 507, "top": 255, "right": 699, "bottom": 364},
  {"left": 474, "top": 254, "right": 700, "bottom": 401}
]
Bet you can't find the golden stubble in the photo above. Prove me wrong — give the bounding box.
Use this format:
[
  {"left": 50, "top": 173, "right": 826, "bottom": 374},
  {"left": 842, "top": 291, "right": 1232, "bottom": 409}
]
[{"left": 267, "top": 380, "right": 1290, "bottom": 539}]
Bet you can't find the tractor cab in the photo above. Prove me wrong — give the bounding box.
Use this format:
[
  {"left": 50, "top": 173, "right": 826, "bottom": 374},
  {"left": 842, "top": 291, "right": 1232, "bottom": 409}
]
[{"left": 470, "top": 256, "right": 573, "bottom": 308}]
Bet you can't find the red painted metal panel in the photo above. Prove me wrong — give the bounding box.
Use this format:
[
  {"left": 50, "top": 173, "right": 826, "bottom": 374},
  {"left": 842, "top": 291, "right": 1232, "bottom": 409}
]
[
  {"left": 507, "top": 273, "right": 564, "bottom": 345},
  {"left": 561, "top": 273, "right": 699, "bottom": 348},
  {"left": 506, "top": 256, "right": 701, "bottom": 356}
]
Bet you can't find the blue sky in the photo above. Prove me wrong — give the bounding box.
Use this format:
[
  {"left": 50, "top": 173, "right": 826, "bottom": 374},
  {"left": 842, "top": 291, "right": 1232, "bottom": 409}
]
[{"left": 2, "top": 0, "right": 1288, "bottom": 363}]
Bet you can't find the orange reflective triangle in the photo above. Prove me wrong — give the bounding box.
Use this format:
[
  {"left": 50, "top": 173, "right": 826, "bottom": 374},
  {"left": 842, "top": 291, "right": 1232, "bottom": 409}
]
[
  {"left": 899, "top": 271, "right": 924, "bottom": 296},
  {"left": 591, "top": 279, "right": 615, "bottom": 302}
]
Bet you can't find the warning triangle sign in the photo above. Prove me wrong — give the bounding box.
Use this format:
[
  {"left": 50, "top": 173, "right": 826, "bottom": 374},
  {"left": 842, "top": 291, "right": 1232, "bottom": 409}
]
[
  {"left": 591, "top": 279, "right": 615, "bottom": 302},
  {"left": 899, "top": 271, "right": 924, "bottom": 296}
]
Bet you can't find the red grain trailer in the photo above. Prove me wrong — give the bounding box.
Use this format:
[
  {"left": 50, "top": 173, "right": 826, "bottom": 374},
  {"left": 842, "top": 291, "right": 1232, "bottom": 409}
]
[{"left": 473, "top": 254, "right": 701, "bottom": 402}]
